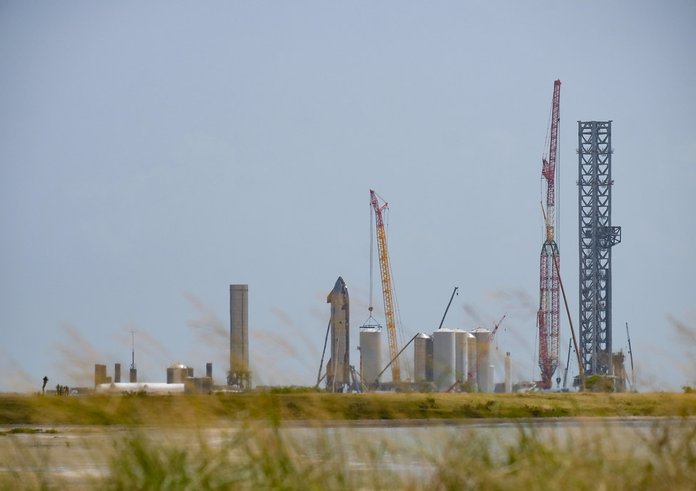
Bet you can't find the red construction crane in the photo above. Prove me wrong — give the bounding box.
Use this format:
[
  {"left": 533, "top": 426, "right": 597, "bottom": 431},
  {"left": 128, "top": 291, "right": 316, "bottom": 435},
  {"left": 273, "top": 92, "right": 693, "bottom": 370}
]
[
  {"left": 370, "top": 189, "right": 400, "bottom": 383},
  {"left": 537, "top": 80, "right": 561, "bottom": 389}
]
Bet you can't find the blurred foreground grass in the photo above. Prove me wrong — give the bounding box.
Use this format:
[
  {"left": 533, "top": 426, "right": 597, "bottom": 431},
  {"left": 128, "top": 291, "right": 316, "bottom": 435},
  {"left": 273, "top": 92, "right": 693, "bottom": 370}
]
[
  {"left": 1, "top": 391, "right": 696, "bottom": 425},
  {"left": 1, "top": 409, "right": 695, "bottom": 489},
  {"left": 2, "top": 393, "right": 696, "bottom": 489}
]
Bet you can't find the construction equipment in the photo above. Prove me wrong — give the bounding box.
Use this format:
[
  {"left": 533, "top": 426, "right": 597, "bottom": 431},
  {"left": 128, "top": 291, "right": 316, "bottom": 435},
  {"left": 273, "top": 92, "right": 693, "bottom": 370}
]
[
  {"left": 562, "top": 338, "right": 572, "bottom": 389},
  {"left": 626, "top": 322, "right": 635, "bottom": 389},
  {"left": 491, "top": 313, "right": 507, "bottom": 340},
  {"left": 370, "top": 189, "right": 401, "bottom": 383},
  {"left": 437, "top": 287, "right": 459, "bottom": 330},
  {"left": 374, "top": 333, "right": 418, "bottom": 386},
  {"left": 550, "top": 238, "right": 586, "bottom": 391},
  {"left": 537, "top": 80, "right": 561, "bottom": 389},
  {"left": 315, "top": 319, "right": 331, "bottom": 388}
]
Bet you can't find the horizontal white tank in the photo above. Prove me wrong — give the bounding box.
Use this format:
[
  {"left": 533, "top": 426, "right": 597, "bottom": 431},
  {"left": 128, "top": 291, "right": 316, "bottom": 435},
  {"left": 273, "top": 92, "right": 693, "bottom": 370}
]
[
  {"left": 414, "top": 333, "right": 433, "bottom": 383},
  {"left": 360, "top": 327, "right": 382, "bottom": 388},
  {"left": 432, "top": 329, "right": 457, "bottom": 391},
  {"left": 96, "top": 383, "right": 185, "bottom": 394}
]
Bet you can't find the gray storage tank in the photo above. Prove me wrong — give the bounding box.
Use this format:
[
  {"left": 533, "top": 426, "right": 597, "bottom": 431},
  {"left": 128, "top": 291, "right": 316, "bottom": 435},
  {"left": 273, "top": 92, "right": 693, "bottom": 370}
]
[
  {"left": 432, "top": 329, "right": 457, "bottom": 391},
  {"left": 454, "top": 330, "right": 468, "bottom": 384},
  {"left": 472, "top": 328, "right": 492, "bottom": 392},
  {"left": 466, "top": 332, "right": 477, "bottom": 389},
  {"left": 413, "top": 333, "right": 433, "bottom": 383},
  {"left": 359, "top": 326, "right": 382, "bottom": 389}
]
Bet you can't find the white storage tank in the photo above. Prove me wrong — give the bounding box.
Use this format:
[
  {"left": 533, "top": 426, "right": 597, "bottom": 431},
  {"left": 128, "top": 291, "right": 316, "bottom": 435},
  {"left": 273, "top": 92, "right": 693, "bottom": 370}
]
[
  {"left": 414, "top": 333, "right": 433, "bottom": 383},
  {"left": 504, "top": 352, "right": 512, "bottom": 393},
  {"left": 454, "top": 330, "right": 468, "bottom": 384},
  {"left": 359, "top": 327, "right": 382, "bottom": 388},
  {"left": 432, "top": 329, "right": 457, "bottom": 391},
  {"left": 472, "top": 328, "right": 492, "bottom": 392},
  {"left": 466, "top": 332, "right": 477, "bottom": 389}
]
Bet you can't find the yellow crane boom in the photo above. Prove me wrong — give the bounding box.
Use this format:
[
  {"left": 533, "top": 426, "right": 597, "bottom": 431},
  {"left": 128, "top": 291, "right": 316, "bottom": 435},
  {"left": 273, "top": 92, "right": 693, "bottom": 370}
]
[{"left": 370, "top": 189, "right": 400, "bottom": 383}]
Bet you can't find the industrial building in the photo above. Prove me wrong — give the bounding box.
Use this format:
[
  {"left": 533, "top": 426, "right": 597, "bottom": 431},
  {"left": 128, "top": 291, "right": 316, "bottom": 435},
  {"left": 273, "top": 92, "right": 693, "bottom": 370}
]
[
  {"left": 94, "top": 362, "right": 214, "bottom": 394},
  {"left": 85, "top": 87, "right": 629, "bottom": 397}
]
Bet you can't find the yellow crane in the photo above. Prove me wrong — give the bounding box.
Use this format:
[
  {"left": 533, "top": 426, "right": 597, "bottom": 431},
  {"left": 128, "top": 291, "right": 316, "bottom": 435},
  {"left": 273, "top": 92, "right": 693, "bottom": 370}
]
[{"left": 370, "top": 189, "right": 400, "bottom": 383}]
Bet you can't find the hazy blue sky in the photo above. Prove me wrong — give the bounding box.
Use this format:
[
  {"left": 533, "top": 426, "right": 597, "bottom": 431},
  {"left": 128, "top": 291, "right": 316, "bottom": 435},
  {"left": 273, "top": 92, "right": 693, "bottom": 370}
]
[{"left": 1, "top": 1, "right": 695, "bottom": 392}]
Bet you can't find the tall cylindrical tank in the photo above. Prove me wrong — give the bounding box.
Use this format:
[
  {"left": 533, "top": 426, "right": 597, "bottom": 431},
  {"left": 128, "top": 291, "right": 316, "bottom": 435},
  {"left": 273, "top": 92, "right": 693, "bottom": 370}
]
[
  {"left": 432, "top": 329, "right": 457, "bottom": 391},
  {"left": 454, "top": 330, "right": 468, "bottom": 383},
  {"left": 504, "top": 352, "right": 512, "bottom": 393},
  {"left": 472, "top": 328, "right": 492, "bottom": 392},
  {"left": 114, "top": 363, "right": 121, "bottom": 384},
  {"left": 206, "top": 362, "right": 213, "bottom": 379},
  {"left": 414, "top": 333, "right": 433, "bottom": 383},
  {"left": 466, "top": 332, "right": 477, "bottom": 389},
  {"left": 94, "top": 364, "right": 107, "bottom": 386},
  {"left": 230, "top": 284, "right": 250, "bottom": 389},
  {"left": 360, "top": 327, "right": 381, "bottom": 388}
]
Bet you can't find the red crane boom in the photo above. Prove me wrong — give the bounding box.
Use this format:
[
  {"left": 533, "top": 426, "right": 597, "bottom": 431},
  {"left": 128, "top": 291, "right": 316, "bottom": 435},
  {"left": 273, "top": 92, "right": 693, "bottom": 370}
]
[{"left": 537, "top": 80, "right": 561, "bottom": 389}]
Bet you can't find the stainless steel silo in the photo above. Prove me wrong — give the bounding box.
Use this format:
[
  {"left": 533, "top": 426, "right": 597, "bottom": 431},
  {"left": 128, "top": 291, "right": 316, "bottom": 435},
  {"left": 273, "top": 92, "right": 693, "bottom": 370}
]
[
  {"left": 413, "top": 333, "right": 433, "bottom": 383},
  {"left": 472, "top": 328, "right": 492, "bottom": 392},
  {"left": 454, "top": 330, "right": 468, "bottom": 384},
  {"left": 432, "top": 329, "right": 457, "bottom": 391},
  {"left": 466, "top": 332, "right": 477, "bottom": 389},
  {"left": 359, "top": 327, "right": 381, "bottom": 388}
]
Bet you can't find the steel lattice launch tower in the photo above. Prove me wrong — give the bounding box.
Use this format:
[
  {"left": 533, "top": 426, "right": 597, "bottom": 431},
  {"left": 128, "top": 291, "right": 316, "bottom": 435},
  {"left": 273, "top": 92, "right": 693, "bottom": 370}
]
[
  {"left": 229, "top": 284, "right": 251, "bottom": 389},
  {"left": 578, "top": 121, "right": 621, "bottom": 375},
  {"left": 326, "top": 277, "right": 350, "bottom": 392}
]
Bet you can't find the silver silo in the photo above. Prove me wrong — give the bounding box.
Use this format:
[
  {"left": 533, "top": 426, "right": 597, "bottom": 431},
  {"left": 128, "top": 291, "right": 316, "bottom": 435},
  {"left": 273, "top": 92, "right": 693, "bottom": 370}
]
[
  {"left": 504, "top": 352, "right": 512, "bottom": 393},
  {"left": 432, "top": 329, "right": 457, "bottom": 391},
  {"left": 472, "top": 328, "right": 492, "bottom": 392},
  {"left": 454, "top": 330, "right": 468, "bottom": 384},
  {"left": 413, "top": 333, "right": 433, "bottom": 383},
  {"left": 229, "top": 284, "right": 251, "bottom": 389},
  {"left": 466, "top": 332, "right": 477, "bottom": 389},
  {"left": 360, "top": 327, "right": 382, "bottom": 388}
]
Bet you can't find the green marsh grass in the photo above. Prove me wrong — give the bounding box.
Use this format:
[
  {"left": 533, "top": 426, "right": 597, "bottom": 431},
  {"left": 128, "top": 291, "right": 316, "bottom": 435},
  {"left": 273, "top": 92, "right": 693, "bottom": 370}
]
[{"left": 1, "top": 392, "right": 696, "bottom": 425}]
